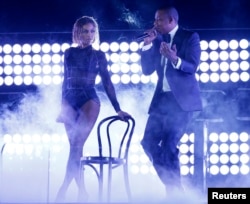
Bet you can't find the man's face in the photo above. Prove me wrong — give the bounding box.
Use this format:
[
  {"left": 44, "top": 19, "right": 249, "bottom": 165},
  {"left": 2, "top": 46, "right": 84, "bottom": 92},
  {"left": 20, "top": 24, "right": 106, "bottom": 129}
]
[{"left": 154, "top": 10, "right": 172, "bottom": 34}]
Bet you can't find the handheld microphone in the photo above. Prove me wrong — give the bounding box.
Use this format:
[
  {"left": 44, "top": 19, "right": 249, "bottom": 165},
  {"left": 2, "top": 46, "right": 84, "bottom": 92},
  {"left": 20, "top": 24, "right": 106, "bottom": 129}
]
[{"left": 134, "top": 33, "right": 150, "bottom": 42}]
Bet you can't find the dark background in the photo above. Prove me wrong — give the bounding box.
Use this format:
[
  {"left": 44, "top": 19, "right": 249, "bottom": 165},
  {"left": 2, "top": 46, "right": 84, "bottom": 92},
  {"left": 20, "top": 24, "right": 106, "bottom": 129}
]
[{"left": 0, "top": 0, "right": 250, "bottom": 33}]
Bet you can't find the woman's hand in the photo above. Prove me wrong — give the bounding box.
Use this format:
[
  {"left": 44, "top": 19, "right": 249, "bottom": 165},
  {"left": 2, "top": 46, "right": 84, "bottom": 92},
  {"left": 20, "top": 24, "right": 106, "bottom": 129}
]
[{"left": 117, "top": 110, "right": 132, "bottom": 121}]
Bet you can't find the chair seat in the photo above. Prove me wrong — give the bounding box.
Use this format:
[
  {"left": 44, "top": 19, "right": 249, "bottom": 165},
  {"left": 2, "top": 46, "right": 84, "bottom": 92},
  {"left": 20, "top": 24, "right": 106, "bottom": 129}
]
[{"left": 81, "top": 156, "right": 126, "bottom": 165}]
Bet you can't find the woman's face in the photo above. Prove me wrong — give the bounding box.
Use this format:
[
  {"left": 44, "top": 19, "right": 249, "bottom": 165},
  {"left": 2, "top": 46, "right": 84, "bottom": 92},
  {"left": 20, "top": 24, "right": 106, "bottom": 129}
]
[{"left": 79, "top": 23, "right": 96, "bottom": 47}]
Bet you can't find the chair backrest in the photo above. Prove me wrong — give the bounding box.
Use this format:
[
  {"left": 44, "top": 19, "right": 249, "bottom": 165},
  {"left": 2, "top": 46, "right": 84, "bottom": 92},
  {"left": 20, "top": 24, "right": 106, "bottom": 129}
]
[{"left": 97, "top": 115, "right": 135, "bottom": 160}]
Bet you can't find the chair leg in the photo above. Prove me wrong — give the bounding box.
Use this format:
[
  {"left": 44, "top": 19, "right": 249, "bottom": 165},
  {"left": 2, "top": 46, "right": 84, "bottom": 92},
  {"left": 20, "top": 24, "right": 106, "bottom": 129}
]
[
  {"left": 78, "top": 164, "right": 89, "bottom": 202},
  {"left": 99, "top": 164, "right": 104, "bottom": 202},
  {"left": 123, "top": 163, "right": 132, "bottom": 202},
  {"left": 107, "top": 163, "right": 112, "bottom": 202}
]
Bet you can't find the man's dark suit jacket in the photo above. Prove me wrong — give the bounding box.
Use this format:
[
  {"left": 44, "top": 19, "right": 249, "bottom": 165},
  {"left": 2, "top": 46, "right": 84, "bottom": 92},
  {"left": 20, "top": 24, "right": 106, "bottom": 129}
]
[{"left": 140, "top": 27, "right": 203, "bottom": 112}]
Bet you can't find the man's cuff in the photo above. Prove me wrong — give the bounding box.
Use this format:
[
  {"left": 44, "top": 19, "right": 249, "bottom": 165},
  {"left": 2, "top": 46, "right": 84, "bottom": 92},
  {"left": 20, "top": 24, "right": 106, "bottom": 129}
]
[
  {"left": 172, "top": 57, "right": 181, "bottom": 69},
  {"left": 141, "top": 43, "right": 153, "bottom": 51}
]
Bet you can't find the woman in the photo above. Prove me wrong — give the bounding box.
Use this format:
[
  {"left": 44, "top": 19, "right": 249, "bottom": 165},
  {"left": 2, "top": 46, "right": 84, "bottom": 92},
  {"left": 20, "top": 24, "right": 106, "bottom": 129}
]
[{"left": 55, "top": 16, "right": 131, "bottom": 202}]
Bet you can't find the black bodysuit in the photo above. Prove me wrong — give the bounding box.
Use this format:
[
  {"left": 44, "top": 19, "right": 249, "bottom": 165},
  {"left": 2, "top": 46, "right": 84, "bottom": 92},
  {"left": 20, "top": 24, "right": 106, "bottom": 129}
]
[{"left": 62, "top": 45, "right": 121, "bottom": 112}]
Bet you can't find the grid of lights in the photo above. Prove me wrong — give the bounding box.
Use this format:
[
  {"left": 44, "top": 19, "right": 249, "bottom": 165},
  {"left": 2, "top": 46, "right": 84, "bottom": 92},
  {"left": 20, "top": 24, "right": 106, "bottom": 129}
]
[
  {"left": 1, "top": 130, "right": 249, "bottom": 176},
  {"left": 207, "top": 131, "right": 250, "bottom": 175},
  {"left": 0, "top": 39, "right": 249, "bottom": 86}
]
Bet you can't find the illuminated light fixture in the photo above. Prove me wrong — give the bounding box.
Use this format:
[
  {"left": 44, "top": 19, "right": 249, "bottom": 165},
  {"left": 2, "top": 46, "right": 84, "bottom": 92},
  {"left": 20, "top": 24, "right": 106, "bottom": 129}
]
[
  {"left": 110, "top": 64, "right": 120, "bottom": 73},
  {"left": 209, "top": 51, "right": 219, "bottom": 61},
  {"left": 129, "top": 52, "right": 140, "bottom": 63},
  {"left": 209, "top": 40, "right": 219, "bottom": 50},
  {"left": 219, "top": 40, "right": 229, "bottom": 50},
  {"left": 61, "top": 43, "right": 70, "bottom": 52},
  {"left": 219, "top": 51, "right": 229, "bottom": 61},
  {"left": 210, "top": 62, "right": 219, "bottom": 72},
  {"left": 220, "top": 62, "right": 229, "bottom": 72},
  {"left": 229, "top": 51, "right": 239, "bottom": 61},
  {"left": 32, "top": 43, "right": 42, "bottom": 53},
  {"left": 229, "top": 39, "right": 238, "bottom": 49},
  {"left": 230, "top": 72, "right": 240, "bottom": 82},
  {"left": 199, "top": 62, "right": 209, "bottom": 72},
  {"left": 3, "top": 44, "right": 12, "bottom": 54},
  {"left": 199, "top": 73, "right": 210, "bottom": 83},
  {"left": 51, "top": 54, "right": 62, "bottom": 64},
  {"left": 130, "top": 63, "right": 140, "bottom": 73},
  {"left": 200, "top": 51, "right": 209, "bottom": 61},
  {"left": 42, "top": 43, "right": 51, "bottom": 53},
  {"left": 42, "top": 75, "right": 52, "bottom": 85},
  {"left": 33, "top": 65, "right": 42, "bottom": 74},
  {"left": 230, "top": 61, "right": 240, "bottom": 72},
  {"left": 219, "top": 143, "right": 229, "bottom": 153},
  {"left": 4, "top": 75, "right": 14, "bottom": 86},
  {"left": 200, "top": 40, "right": 209, "bottom": 50},
  {"left": 51, "top": 43, "right": 61, "bottom": 53},
  {"left": 179, "top": 143, "right": 189, "bottom": 154},
  {"left": 219, "top": 132, "right": 229, "bottom": 142},
  {"left": 4, "top": 65, "right": 13, "bottom": 75},
  {"left": 130, "top": 74, "right": 140, "bottom": 84},
  {"left": 130, "top": 165, "right": 140, "bottom": 174},
  {"left": 52, "top": 65, "right": 62, "bottom": 74},
  {"left": 220, "top": 165, "right": 229, "bottom": 175},
  {"left": 140, "top": 75, "right": 150, "bottom": 84},
  {"left": 179, "top": 154, "right": 189, "bottom": 165},
  {"left": 239, "top": 132, "right": 249, "bottom": 142},
  {"left": 239, "top": 50, "right": 249, "bottom": 60},
  {"left": 3, "top": 55, "right": 12, "bottom": 64},
  {"left": 230, "top": 165, "right": 239, "bottom": 175},
  {"left": 240, "top": 72, "right": 249, "bottom": 82},
  {"left": 109, "top": 42, "right": 119, "bottom": 52},
  {"left": 33, "top": 75, "right": 42, "bottom": 85},
  {"left": 239, "top": 39, "right": 248, "bottom": 49},
  {"left": 119, "top": 42, "right": 129, "bottom": 52},
  {"left": 150, "top": 72, "right": 158, "bottom": 84},
  {"left": 14, "top": 76, "right": 23, "bottom": 85},
  {"left": 120, "top": 74, "right": 130, "bottom": 84},
  {"left": 120, "top": 63, "right": 130, "bottom": 73},
  {"left": 32, "top": 54, "right": 42, "bottom": 64},
  {"left": 110, "top": 53, "right": 119, "bottom": 63},
  {"left": 13, "top": 55, "right": 22, "bottom": 64},
  {"left": 129, "top": 42, "right": 139, "bottom": 52},
  {"left": 42, "top": 65, "right": 52, "bottom": 74},
  {"left": 22, "top": 43, "right": 32, "bottom": 54},
  {"left": 220, "top": 154, "right": 229, "bottom": 164},
  {"left": 12, "top": 44, "right": 22, "bottom": 54},
  {"left": 13, "top": 65, "right": 22, "bottom": 75},
  {"left": 23, "top": 75, "right": 33, "bottom": 85},
  {"left": 23, "top": 65, "right": 32, "bottom": 75},
  {"left": 100, "top": 42, "right": 109, "bottom": 52},
  {"left": 110, "top": 74, "right": 120, "bottom": 84},
  {"left": 23, "top": 54, "right": 32, "bottom": 64},
  {"left": 42, "top": 54, "right": 52, "bottom": 64},
  {"left": 119, "top": 53, "right": 130, "bottom": 63},
  {"left": 52, "top": 75, "right": 62, "bottom": 85},
  {"left": 240, "top": 61, "right": 249, "bottom": 71}
]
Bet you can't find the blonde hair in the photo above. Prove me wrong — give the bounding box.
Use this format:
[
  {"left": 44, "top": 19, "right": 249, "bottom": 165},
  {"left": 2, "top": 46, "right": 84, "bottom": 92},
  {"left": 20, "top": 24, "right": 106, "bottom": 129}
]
[{"left": 72, "top": 16, "right": 100, "bottom": 48}]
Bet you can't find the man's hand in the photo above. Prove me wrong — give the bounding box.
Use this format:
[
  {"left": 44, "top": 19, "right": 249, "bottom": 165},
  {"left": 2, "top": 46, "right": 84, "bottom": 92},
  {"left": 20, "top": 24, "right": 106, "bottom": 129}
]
[{"left": 160, "top": 42, "right": 178, "bottom": 64}]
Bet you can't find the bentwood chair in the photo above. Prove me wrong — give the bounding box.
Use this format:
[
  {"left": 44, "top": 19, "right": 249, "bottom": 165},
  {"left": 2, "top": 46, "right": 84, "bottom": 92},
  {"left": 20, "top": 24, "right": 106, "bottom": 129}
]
[{"left": 79, "top": 115, "right": 135, "bottom": 202}]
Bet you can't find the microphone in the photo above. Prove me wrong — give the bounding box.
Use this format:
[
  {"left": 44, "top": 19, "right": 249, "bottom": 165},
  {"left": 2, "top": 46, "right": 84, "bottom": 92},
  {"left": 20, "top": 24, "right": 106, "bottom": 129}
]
[{"left": 134, "top": 33, "right": 150, "bottom": 42}]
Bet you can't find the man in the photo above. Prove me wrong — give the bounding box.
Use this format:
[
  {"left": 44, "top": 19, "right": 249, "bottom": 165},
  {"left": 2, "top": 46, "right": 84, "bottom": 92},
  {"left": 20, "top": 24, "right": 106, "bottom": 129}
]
[{"left": 140, "top": 6, "right": 202, "bottom": 197}]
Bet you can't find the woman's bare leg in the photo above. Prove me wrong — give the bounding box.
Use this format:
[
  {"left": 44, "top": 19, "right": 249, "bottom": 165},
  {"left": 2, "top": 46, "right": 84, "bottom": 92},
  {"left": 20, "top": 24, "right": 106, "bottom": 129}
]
[{"left": 55, "top": 100, "right": 100, "bottom": 202}]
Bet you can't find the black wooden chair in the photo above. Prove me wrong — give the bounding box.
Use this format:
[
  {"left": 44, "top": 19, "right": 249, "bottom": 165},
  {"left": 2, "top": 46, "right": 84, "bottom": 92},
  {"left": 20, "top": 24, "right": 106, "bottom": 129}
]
[{"left": 79, "top": 115, "right": 135, "bottom": 202}]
